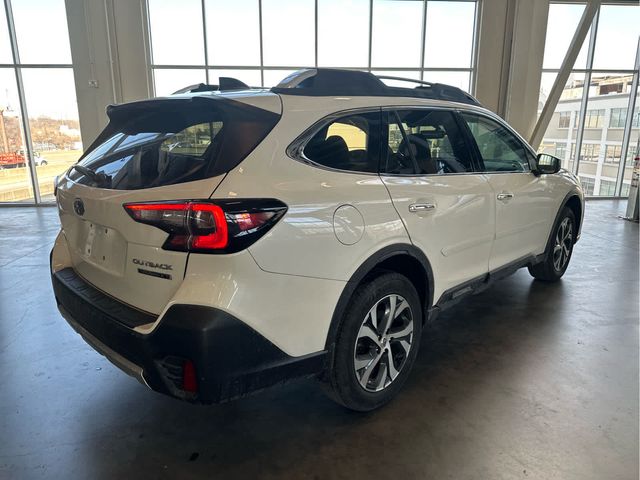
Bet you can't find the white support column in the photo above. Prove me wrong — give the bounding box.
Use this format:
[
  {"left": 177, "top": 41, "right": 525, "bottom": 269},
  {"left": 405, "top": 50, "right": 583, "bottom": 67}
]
[
  {"left": 474, "top": 0, "right": 550, "bottom": 138},
  {"left": 65, "top": 0, "right": 152, "bottom": 147}
]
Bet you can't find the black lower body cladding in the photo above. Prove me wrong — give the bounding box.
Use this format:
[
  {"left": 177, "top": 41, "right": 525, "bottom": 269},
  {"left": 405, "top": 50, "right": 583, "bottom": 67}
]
[{"left": 51, "top": 267, "right": 325, "bottom": 403}]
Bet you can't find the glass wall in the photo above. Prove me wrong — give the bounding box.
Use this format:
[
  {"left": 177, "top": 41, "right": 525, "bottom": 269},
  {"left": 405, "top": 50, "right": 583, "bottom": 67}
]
[
  {"left": 0, "top": 0, "right": 82, "bottom": 204},
  {"left": 147, "top": 0, "right": 479, "bottom": 94},
  {"left": 538, "top": 2, "right": 640, "bottom": 197}
]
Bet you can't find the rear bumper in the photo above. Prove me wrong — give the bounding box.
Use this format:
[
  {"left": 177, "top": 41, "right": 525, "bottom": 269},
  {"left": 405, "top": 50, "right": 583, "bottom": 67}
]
[{"left": 51, "top": 266, "right": 326, "bottom": 404}]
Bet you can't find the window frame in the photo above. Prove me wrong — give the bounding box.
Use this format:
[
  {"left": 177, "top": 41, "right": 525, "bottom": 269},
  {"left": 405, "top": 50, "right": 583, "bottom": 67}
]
[
  {"left": 379, "top": 106, "right": 482, "bottom": 176},
  {"left": 459, "top": 109, "right": 538, "bottom": 174}
]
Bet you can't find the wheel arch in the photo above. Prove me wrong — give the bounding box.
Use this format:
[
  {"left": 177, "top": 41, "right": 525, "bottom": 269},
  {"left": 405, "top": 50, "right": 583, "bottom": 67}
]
[
  {"left": 324, "top": 244, "right": 434, "bottom": 351},
  {"left": 565, "top": 194, "right": 582, "bottom": 240}
]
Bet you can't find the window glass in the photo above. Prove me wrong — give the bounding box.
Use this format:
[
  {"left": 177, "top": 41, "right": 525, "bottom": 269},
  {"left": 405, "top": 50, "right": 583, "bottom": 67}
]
[
  {"left": 384, "top": 110, "right": 473, "bottom": 175},
  {"left": 584, "top": 109, "right": 604, "bottom": 129},
  {"left": 318, "top": 0, "right": 369, "bottom": 67},
  {"left": 604, "top": 144, "right": 622, "bottom": 164},
  {"left": 70, "top": 99, "right": 279, "bottom": 190},
  {"left": 462, "top": 113, "right": 531, "bottom": 173},
  {"left": 577, "top": 72, "right": 634, "bottom": 196},
  {"left": 538, "top": 72, "right": 586, "bottom": 172},
  {"left": 263, "top": 69, "right": 297, "bottom": 87},
  {"left": 592, "top": 5, "right": 640, "bottom": 70},
  {"left": 579, "top": 143, "right": 600, "bottom": 163},
  {"left": 578, "top": 175, "right": 594, "bottom": 195},
  {"left": 153, "top": 69, "right": 207, "bottom": 96},
  {"left": 371, "top": 0, "right": 422, "bottom": 68},
  {"left": 0, "top": 2, "right": 12, "bottom": 63},
  {"left": 12, "top": 0, "right": 72, "bottom": 64},
  {"left": 208, "top": 69, "right": 262, "bottom": 88},
  {"left": 543, "top": 3, "right": 589, "bottom": 70},
  {"left": 620, "top": 88, "right": 639, "bottom": 197},
  {"left": 21, "top": 68, "right": 81, "bottom": 201},
  {"left": 599, "top": 179, "right": 617, "bottom": 196},
  {"left": 0, "top": 68, "right": 33, "bottom": 202},
  {"left": 262, "top": 0, "right": 314, "bottom": 67},
  {"left": 303, "top": 112, "right": 380, "bottom": 173},
  {"left": 558, "top": 112, "right": 571, "bottom": 128},
  {"left": 422, "top": 70, "right": 471, "bottom": 93},
  {"left": 148, "top": 0, "right": 205, "bottom": 65},
  {"left": 372, "top": 70, "right": 422, "bottom": 88},
  {"left": 424, "top": 1, "right": 476, "bottom": 68},
  {"left": 205, "top": 0, "right": 260, "bottom": 66}
]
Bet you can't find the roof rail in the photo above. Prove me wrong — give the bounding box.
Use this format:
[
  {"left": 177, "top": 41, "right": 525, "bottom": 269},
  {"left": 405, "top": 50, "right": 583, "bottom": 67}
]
[
  {"left": 270, "top": 69, "right": 481, "bottom": 106},
  {"left": 172, "top": 77, "right": 251, "bottom": 95}
]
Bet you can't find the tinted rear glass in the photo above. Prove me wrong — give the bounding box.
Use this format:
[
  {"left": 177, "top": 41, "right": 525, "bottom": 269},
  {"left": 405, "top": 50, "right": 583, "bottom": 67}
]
[{"left": 68, "top": 97, "right": 280, "bottom": 190}]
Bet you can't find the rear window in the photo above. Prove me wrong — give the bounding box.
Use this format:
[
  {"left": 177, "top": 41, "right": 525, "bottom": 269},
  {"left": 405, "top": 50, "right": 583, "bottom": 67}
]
[{"left": 68, "top": 97, "right": 280, "bottom": 190}]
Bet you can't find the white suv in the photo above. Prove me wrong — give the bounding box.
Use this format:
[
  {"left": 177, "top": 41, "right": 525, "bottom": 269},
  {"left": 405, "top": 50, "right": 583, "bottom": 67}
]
[{"left": 51, "top": 69, "right": 584, "bottom": 411}]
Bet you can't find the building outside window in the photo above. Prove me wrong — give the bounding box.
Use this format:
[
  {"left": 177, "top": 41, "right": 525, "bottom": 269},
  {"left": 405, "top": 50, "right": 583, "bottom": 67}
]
[
  {"left": 0, "top": 0, "right": 81, "bottom": 204},
  {"left": 580, "top": 143, "right": 600, "bottom": 163},
  {"left": 584, "top": 109, "right": 604, "bottom": 128},
  {"left": 579, "top": 175, "right": 595, "bottom": 195},
  {"left": 605, "top": 144, "right": 622, "bottom": 163},
  {"left": 538, "top": 3, "right": 639, "bottom": 197},
  {"left": 599, "top": 179, "right": 617, "bottom": 196},
  {"left": 556, "top": 142, "right": 567, "bottom": 158},
  {"left": 558, "top": 112, "right": 571, "bottom": 128}
]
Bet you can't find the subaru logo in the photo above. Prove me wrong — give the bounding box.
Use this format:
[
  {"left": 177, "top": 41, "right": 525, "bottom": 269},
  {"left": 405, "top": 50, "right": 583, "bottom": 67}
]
[{"left": 73, "top": 198, "right": 85, "bottom": 216}]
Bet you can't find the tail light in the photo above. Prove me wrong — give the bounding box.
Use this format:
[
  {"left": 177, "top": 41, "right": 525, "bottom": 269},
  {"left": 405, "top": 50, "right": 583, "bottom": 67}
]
[{"left": 124, "top": 199, "right": 287, "bottom": 253}]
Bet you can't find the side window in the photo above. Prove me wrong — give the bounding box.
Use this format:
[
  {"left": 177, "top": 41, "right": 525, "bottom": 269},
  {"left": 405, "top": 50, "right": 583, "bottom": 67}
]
[
  {"left": 462, "top": 113, "right": 531, "bottom": 173},
  {"left": 303, "top": 112, "right": 380, "bottom": 173},
  {"left": 383, "top": 109, "right": 474, "bottom": 175}
]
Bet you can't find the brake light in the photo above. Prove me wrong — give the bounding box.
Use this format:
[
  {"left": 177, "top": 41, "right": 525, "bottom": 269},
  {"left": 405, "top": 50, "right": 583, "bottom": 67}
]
[{"left": 124, "top": 199, "right": 287, "bottom": 253}]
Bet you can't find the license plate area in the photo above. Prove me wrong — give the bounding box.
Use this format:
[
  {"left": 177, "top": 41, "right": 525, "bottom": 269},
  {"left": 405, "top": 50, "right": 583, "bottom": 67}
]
[{"left": 76, "top": 220, "right": 127, "bottom": 275}]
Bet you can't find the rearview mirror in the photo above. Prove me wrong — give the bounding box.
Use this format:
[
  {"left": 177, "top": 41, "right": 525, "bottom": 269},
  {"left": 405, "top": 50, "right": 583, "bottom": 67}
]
[{"left": 535, "top": 153, "right": 561, "bottom": 175}]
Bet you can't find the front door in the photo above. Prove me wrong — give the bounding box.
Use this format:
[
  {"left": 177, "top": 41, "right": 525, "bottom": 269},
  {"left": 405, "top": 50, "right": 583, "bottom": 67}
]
[{"left": 460, "top": 112, "right": 554, "bottom": 271}]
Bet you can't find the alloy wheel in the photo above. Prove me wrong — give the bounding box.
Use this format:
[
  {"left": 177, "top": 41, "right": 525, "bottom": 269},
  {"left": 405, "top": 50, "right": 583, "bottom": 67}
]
[
  {"left": 553, "top": 217, "right": 573, "bottom": 271},
  {"left": 353, "top": 294, "right": 414, "bottom": 392}
]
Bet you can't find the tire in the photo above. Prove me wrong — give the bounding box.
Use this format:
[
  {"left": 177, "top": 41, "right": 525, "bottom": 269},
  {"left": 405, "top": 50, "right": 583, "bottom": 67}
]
[
  {"left": 323, "top": 272, "right": 422, "bottom": 411},
  {"left": 528, "top": 207, "right": 576, "bottom": 282}
]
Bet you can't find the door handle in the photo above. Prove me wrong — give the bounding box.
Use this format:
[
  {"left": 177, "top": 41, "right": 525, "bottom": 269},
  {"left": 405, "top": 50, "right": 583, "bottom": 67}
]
[
  {"left": 497, "top": 193, "right": 514, "bottom": 201},
  {"left": 409, "top": 203, "right": 436, "bottom": 213}
]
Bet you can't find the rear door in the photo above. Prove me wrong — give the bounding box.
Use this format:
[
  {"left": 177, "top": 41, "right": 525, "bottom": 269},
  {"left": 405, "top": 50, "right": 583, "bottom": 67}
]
[
  {"left": 380, "top": 108, "right": 495, "bottom": 301},
  {"left": 460, "top": 112, "right": 554, "bottom": 271},
  {"left": 55, "top": 95, "right": 281, "bottom": 315}
]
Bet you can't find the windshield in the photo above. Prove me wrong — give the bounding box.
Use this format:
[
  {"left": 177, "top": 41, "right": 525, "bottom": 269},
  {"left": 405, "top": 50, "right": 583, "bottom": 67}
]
[{"left": 68, "top": 97, "right": 280, "bottom": 190}]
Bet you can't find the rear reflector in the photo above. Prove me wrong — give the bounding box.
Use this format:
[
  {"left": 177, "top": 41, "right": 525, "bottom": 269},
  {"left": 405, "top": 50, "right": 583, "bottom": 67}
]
[
  {"left": 124, "top": 199, "right": 287, "bottom": 253},
  {"left": 182, "top": 359, "right": 198, "bottom": 393}
]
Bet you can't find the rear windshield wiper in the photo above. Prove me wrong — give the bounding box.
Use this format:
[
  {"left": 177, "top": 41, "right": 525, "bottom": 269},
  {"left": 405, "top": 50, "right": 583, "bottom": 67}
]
[{"left": 71, "top": 165, "right": 112, "bottom": 188}]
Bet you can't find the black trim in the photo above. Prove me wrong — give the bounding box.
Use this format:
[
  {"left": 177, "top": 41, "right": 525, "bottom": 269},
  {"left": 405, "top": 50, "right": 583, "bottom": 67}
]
[
  {"left": 52, "top": 267, "right": 325, "bottom": 404},
  {"left": 325, "top": 244, "right": 434, "bottom": 350},
  {"left": 545, "top": 191, "right": 583, "bottom": 249},
  {"left": 428, "top": 254, "right": 542, "bottom": 320},
  {"left": 53, "top": 268, "right": 157, "bottom": 329}
]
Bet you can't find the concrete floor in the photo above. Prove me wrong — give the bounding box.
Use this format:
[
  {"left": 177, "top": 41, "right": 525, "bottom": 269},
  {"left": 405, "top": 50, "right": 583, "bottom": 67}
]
[{"left": 0, "top": 200, "right": 637, "bottom": 480}]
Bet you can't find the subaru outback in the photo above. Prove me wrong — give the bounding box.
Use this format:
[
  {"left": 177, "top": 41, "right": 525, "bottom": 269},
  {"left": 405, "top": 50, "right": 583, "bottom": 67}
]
[{"left": 51, "top": 69, "right": 584, "bottom": 411}]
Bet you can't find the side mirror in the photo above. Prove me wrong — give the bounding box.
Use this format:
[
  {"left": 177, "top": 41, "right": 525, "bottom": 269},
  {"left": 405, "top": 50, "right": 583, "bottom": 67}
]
[{"left": 535, "top": 153, "right": 561, "bottom": 175}]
